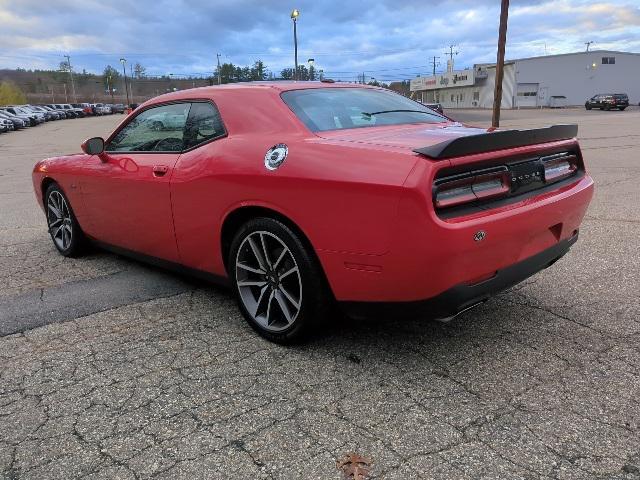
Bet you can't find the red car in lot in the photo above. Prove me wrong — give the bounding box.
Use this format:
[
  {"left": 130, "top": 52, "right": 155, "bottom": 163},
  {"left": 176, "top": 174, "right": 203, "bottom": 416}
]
[{"left": 33, "top": 82, "right": 594, "bottom": 342}]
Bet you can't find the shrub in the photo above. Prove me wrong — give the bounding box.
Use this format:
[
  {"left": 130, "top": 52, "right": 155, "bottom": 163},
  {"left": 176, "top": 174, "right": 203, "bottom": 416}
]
[{"left": 0, "top": 81, "right": 27, "bottom": 106}]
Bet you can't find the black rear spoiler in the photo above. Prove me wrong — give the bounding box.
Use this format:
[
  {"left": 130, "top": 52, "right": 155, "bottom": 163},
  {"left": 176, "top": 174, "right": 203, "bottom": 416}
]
[{"left": 413, "top": 124, "right": 578, "bottom": 159}]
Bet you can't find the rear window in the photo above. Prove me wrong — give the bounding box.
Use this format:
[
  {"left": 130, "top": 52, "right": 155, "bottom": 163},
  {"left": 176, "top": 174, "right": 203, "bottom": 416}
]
[
  {"left": 281, "top": 87, "right": 446, "bottom": 132},
  {"left": 614, "top": 94, "right": 628, "bottom": 100}
]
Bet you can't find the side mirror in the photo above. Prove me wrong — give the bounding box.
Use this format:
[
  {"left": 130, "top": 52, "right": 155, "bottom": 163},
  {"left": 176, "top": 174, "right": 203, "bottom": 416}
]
[{"left": 81, "top": 137, "right": 105, "bottom": 155}]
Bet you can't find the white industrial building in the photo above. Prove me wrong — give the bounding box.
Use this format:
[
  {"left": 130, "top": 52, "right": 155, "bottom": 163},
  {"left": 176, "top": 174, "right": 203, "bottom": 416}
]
[{"left": 410, "top": 50, "right": 640, "bottom": 109}]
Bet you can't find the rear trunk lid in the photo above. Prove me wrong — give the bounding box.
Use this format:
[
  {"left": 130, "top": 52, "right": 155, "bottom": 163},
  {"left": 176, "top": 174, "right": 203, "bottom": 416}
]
[{"left": 317, "top": 122, "right": 486, "bottom": 155}]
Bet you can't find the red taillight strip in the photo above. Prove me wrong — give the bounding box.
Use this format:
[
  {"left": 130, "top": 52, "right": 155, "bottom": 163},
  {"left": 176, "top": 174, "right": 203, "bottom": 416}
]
[
  {"left": 541, "top": 153, "right": 578, "bottom": 182},
  {"left": 434, "top": 167, "right": 510, "bottom": 209},
  {"left": 434, "top": 151, "right": 580, "bottom": 210}
]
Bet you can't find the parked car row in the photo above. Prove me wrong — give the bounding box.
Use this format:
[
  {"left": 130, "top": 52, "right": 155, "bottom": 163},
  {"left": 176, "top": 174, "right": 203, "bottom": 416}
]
[
  {"left": 0, "top": 102, "right": 129, "bottom": 135},
  {"left": 70, "top": 103, "right": 127, "bottom": 115}
]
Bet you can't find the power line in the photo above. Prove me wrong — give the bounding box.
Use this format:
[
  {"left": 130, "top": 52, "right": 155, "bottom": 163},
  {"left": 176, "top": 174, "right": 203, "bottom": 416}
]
[{"left": 444, "top": 44, "right": 459, "bottom": 71}]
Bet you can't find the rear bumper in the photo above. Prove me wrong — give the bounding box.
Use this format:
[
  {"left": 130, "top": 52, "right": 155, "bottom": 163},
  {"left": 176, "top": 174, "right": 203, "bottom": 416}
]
[{"left": 340, "top": 231, "right": 578, "bottom": 321}]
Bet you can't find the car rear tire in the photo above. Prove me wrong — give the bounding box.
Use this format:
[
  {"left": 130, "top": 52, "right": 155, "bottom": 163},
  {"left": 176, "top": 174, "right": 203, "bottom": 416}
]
[
  {"left": 229, "top": 217, "right": 330, "bottom": 343},
  {"left": 619, "top": 107, "right": 626, "bottom": 111},
  {"left": 44, "top": 183, "right": 86, "bottom": 257}
]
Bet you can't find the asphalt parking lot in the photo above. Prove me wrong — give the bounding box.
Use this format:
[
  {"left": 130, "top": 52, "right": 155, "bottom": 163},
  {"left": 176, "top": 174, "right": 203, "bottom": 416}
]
[{"left": 1, "top": 107, "right": 639, "bottom": 479}]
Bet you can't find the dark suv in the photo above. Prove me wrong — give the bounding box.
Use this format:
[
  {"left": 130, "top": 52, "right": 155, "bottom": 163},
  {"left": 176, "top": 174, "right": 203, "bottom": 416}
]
[{"left": 585, "top": 93, "right": 629, "bottom": 111}]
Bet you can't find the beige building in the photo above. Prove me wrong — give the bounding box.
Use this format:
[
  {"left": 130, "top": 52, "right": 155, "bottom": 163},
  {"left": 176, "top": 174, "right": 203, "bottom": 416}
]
[{"left": 410, "top": 63, "right": 516, "bottom": 109}]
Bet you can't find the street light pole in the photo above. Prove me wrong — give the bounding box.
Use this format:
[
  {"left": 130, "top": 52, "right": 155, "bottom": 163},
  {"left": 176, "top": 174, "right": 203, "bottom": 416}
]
[
  {"left": 120, "top": 58, "right": 130, "bottom": 108},
  {"left": 492, "top": 0, "right": 510, "bottom": 128},
  {"left": 291, "top": 9, "right": 300, "bottom": 80}
]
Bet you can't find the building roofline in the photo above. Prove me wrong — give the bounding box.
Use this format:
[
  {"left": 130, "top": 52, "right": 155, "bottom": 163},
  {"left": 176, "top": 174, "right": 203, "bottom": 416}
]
[
  {"left": 506, "top": 49, "right": 639, "bottom": 63},
  {"left": 471, "top": 50, "right": 639, "bottom": 69}
]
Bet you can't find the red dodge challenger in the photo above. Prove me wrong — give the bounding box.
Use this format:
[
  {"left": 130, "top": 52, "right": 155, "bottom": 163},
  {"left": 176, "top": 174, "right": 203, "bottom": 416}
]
[{"left": 33, "top": 82, "right": 594, "bottom": 342}]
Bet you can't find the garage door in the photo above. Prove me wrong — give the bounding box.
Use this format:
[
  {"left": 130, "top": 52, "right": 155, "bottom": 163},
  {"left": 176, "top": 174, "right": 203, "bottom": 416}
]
[{"left": 516, "top": 83, "right": 538, "bottom": 108}]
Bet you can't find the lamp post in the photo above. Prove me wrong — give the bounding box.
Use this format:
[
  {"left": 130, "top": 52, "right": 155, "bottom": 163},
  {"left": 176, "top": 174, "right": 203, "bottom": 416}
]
[
  {"left": 291, "top": 9, "right": 300, "bottom": 80},
  {"left": 120, "top": 58, "right": 130, "bottom": 108}
]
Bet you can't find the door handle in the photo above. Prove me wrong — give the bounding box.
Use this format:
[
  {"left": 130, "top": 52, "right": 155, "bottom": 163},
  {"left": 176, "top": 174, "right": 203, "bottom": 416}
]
[{"left": 153, "top": 165, "right": 169, "bottom": 177}]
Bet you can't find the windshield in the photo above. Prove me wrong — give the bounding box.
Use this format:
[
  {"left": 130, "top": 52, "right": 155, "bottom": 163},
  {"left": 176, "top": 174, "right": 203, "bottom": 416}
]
[{"left": 281, "top": 87, "right": 446, "bottom": 132}]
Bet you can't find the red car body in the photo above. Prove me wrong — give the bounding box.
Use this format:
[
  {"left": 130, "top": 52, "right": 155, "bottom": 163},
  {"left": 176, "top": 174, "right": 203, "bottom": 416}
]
[{"left": 33, "top": 82, "right": 594, "bottom": 320}]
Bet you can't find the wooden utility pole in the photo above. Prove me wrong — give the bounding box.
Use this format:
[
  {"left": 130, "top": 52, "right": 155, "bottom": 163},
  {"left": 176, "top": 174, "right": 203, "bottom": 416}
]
[
  {"left": 492, "top": 0, "right": 509, "bottom": 128},
  {"left": 216, "top": 53, "right": 222, "bottom": 85},
  {"left": 429, "top": 56, "right": 440, "bottom": 76}
]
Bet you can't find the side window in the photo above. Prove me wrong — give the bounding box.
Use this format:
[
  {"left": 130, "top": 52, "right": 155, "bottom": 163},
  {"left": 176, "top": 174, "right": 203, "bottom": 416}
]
[
  {"left": 183, "top": 102, "right": 225, "bottom": 150},
  {"left": 107, "top": 103, "right": 191, "bottom": 152}
]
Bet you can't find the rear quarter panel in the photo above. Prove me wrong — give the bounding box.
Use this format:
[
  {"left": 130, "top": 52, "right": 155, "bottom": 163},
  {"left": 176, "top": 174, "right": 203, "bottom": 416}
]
[{"left": 170, "top": 133, "right": 419, "bottom": 275}]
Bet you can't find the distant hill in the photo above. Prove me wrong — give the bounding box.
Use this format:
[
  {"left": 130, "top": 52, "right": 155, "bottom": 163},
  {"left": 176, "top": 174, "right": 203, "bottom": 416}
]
[{"left": 0, "top": 68, "right": 213, "bottom": 104}]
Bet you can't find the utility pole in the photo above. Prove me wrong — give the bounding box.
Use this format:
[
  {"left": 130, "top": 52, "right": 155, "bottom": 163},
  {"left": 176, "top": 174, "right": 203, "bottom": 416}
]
[
  {"left": 107, "top": 76, "right": 114, "bottom": 103},
  {"left": 429, "top": 56, "right": 440, "bottom": 76},
  {"left": 216, "top": 53, "right": 222, "bottom": 84},
  {"left": 63, "top": 55, "right": 77, "bottom": 102},
  {"left": 130, "top": 64, "right": 134, "bottom": 102},
  {"left": 444, "top": 45, "right": 458, "bottom": 72},
  {"left": 585, "top": 41, "right": 594, "bottom": 52},
  {"left": 492, "top": 0, "right": 509, "bottom": 128},
  {"left": 63, "top": 83, "right": 68, "bottom": 103}
]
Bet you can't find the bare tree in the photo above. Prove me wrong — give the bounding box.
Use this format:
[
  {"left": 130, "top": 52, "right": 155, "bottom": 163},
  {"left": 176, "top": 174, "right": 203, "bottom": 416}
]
[{"left": 133, "top": 63, "right": 146, "bottom": 79}]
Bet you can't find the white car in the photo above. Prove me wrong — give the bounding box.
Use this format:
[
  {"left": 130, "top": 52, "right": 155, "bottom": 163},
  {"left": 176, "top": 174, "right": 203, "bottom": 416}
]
[{"left": 145, "top": 111, "right": 186, "bottom": 130}]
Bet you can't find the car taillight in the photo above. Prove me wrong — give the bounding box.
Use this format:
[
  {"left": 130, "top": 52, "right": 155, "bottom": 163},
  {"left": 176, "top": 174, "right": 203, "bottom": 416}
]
[
  {"left": 435, "top": 168, "right": 510, "bottom": 208},
  {"left": 541, "top": 153, "right": 577, "bottom": 182}
]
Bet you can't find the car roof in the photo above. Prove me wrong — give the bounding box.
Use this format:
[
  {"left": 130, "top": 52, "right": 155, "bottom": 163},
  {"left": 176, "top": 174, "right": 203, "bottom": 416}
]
[
  {"left": 198, "top": 81, "right": 368, "bottom": 92},
  {"left": 139, "top": 81, "right": 380, "bottom": 111},
  {"left": 153, "top": 81, "right": 373, "bottom": 98}
]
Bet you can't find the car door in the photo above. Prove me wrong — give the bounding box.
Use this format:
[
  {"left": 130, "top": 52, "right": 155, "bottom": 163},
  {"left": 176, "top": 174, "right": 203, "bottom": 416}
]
[
  {"left": 168, "top": 101, "right": 228, "bottom": 272},
  {"left": 79, "top": 102, "right": 191, "bottom": 262}
]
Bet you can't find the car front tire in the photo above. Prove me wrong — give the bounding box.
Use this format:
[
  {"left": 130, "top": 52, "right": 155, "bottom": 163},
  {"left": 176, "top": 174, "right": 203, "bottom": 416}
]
[
  {"left": 229, "top": 217, "right": 330, "bottom": 343},
  {"left": 44, "top": 183, "right": 86, "bottom": 257}
]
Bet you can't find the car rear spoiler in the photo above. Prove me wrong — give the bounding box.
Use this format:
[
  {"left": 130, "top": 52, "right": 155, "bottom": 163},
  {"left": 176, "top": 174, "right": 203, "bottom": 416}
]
[{"left": 413, "top": 124, "right": 578, "bottom": 159}]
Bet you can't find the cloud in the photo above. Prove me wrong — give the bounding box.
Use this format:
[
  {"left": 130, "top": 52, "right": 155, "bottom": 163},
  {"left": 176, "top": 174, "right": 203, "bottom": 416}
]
[{"left": 0, "top": 0, "right": 638, "bottom": 81}]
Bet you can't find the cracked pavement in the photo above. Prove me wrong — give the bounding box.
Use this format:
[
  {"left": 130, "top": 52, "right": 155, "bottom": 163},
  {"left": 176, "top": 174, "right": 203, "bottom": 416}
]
[{"left": 1, "top": 109, "right": 639, "bottom": 479}]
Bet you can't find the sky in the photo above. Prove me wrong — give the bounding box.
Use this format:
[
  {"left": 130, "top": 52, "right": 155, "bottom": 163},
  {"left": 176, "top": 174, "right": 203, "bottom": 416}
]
[{"left": 0, "top": 0, "right": 639, "bottom": 82}]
